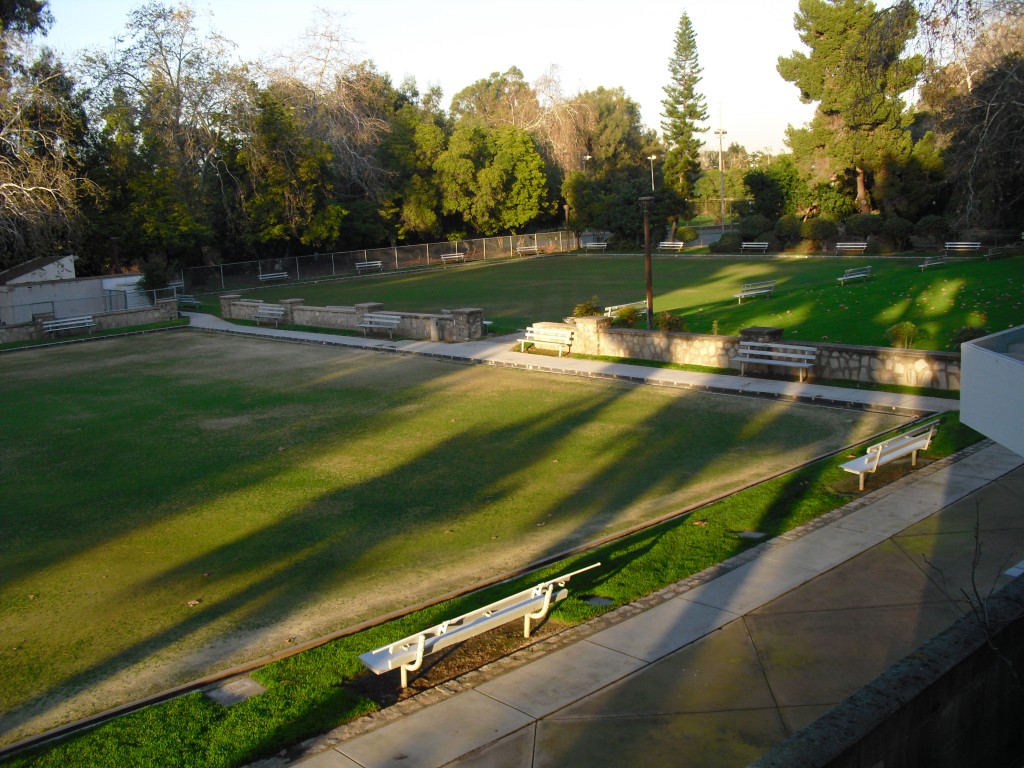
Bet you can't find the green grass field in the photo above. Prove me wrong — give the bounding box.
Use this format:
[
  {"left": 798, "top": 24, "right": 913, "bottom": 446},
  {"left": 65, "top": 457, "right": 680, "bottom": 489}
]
[
  {"left": 235, "top": 254, "right": 1024, "bottom": 348},
  {"left": 0, "top": 331, "right": 911, "bottom": 748}
]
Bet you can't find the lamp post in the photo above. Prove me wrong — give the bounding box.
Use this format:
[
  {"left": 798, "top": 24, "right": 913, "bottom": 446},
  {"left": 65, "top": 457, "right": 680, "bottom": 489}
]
[
  {"left": 583, "top": 154, "right": 592, "bottom": 173},
  {"left": 647, "top": 155, "right": 657, "bottom": 192},
  {"left": 639, "top": 196, "right": 654, "bottom": 330},
  {"left": 714, "top": 128, "right": 727, "bottom": 232}
]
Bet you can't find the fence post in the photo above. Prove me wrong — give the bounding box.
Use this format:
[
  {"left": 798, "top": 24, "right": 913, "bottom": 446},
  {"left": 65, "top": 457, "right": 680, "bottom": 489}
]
[
  {"left": 294, "top": 256, "right": 300, "bottom": 281},
  {"left": 219, "top": 265, "right": 225, "bottom": 290}
]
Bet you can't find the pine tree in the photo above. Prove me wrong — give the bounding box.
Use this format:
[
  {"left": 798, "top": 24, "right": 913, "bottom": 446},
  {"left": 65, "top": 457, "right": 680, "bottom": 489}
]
[{"left": 660, "top": 13, "right": 708, "bottom": 200}]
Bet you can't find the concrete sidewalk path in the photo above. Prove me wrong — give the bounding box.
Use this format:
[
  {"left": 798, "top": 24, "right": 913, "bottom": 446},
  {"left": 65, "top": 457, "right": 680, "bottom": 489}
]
[{"left": 288, "top": 442, "right": 1023, "bottom": 768}]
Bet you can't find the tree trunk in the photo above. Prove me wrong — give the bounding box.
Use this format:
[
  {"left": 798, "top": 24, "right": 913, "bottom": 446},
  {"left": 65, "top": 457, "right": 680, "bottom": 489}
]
[{"left": 855, "top": 167, "right": 871, "bottom": 212}]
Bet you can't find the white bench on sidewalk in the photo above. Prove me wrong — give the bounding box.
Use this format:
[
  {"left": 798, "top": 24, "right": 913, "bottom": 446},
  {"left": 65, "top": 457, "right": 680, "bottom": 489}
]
[
  {"left": 359, "top": 563, "right": 599, "bottom": 688},
  {"left": 841, "top": 419, "right": 940, "bottom": 491},
  {"left": 837, "top": 266, "right": 872, "bottom": 284},
  {"left": 734, "top": 280, "right": 776, "bottom": 303},
  {"left": 835, "top": 242, "right": 867, "bottom": 255},
  {"left": 358, "top": 312, "right": 401, "bottom": 338},
  {"left": 42, "top": 315, "right": 95, "bottom": 335},
  {"left": 254, "top": 304, "right": 286, "bottom": 326},
  {"left": 944, "top": 241, "right": 981, "bottom": 256},
  {"left": 518, "top": 326, "right": 574, "bottom": 356},
  {"left": 733, "top": 340, "right": 816, "bottom": 382},
  {"left": 356, "top": 260, "right": 383, "bottom": 274}
]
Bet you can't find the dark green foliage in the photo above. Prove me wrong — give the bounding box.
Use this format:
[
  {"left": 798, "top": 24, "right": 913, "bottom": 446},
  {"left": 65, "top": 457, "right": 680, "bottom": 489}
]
[
  {"left": 573, "top": 296, "right": 602, "bottom": 317},
  {"left": 739, "top": 214, "right": 773, "bottom": 239},
  {"left": 612, "top": 305, "right": 643, "bottom": 327},
  {"left": 845, "top": 213, "right": 884, "bottom": 238},
  {"left": 775, "top": 214, "right": 803, "bottom": 247},
  {"left": 709, "top": 232, "right": 742, "bottom": 253},
  {"left": 660, "top": 12, "right": 708, "bottom": 199},
  {"left": 885, "top": 320, "right": 923, "bottom": 348},
  {"left": 947, "top": 325, "right": 990, "bottom": 349},
  {"left": 915, "top": 214, "right": 950, "bottom": 243},
  {"left": 882, "top": 216, "right": 915, "bottom": 250},
  {"left": 655, "top": 311, "right": 687, "bottom": 332},
  {"left": 677, "top": 226, "right": 699, "bottom": 243},
  {"left": 800, "top": 217, "right": 839, "bottom": 249}
]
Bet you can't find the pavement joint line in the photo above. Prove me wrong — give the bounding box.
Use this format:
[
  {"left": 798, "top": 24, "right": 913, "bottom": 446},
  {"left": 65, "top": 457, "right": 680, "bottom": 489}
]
[{"left": 276, "top": 440, "right": 1007, "bottom": 765}]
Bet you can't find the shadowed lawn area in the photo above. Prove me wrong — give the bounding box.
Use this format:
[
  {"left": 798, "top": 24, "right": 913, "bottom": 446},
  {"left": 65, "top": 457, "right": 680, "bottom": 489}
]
[
  {"left": 0, "top": 331, "right": 909, "bottom": 749},
  {"left": 239, "top": 254, "right": 1024, "bottom": 348}
]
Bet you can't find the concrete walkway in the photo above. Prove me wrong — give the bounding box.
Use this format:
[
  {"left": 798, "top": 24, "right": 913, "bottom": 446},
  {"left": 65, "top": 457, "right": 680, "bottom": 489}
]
[{"left": 179, "top": 315, "right": 1023, "bottom": 768}]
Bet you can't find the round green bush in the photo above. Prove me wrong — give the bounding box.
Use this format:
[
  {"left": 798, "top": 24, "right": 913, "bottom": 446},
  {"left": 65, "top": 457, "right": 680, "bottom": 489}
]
[{"left": 710, "top": 232, "right": 743, "bottom": 253}]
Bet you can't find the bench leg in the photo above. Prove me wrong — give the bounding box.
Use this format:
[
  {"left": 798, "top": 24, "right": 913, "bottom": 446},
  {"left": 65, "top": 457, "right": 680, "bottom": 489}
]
[
  {"left": 399, "top": 634, "right": 427, "bottom": 689},
  {"left": 911, "top": 449, "right": 918, "bottom": 467},
  {"left": 524, "top": 585, "right": 555, "bottom": 637}
]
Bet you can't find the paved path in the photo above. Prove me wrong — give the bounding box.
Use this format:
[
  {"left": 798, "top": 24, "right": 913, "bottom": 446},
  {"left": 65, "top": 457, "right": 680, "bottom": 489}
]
[{"left": 179, "top": 315, "right": 1022, "bottom": 768}]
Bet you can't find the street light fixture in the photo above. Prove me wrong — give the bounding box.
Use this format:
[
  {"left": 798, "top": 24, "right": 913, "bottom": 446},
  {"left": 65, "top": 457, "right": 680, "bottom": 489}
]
[
  {"left": 714, "top": 128, "right": 727, "bottom": 232},
  {"left": 638, "top": 196, "right": 654, "bottom": 330},
  {"left": 647, "top": 155, "right": 657, "bottom": 192}
]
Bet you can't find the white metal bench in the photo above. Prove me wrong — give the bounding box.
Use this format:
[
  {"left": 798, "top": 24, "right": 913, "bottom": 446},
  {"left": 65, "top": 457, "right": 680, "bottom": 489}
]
[
  {"left": 944, "top": 241, "right": 981, "bottom": 255},
  {"left": 253, "top": 304, "right": 286, "bottom": 326},
  {"left": 835, "top": 242, "right": 867, "bottom": 255},
  {"left": 734, "top": 280, "right": 776, "bottom": 303},
  {"left": 358, "top": 311, "right": 401, "bottom": 338},
  {"left": 657, "top": 241, "right": 686, "bottom": 252},
  {"left": 740, "top": 242, "right": 769, "bottom": 253},
  {"left": 919, "top": 256, "right": 945, "bottom": 270},
  {"left": 604, "top": 301, "right": 647, "bottom": 317},
  {"left": 42, "top": 315, "right": 96, "bottom": 335},
  {"left": 583, "top": 241, "right": 607, "bottom": 251},
  {"left": 258, "top": 271, "right": 288, "bottom": 281},
  {"left": 440, "top": 253, "right": 465, "bottom": 264},
  {"left": 356, "top": 260, "right": 383, "bottom": 273},
  {"left": 733, "top": 340, "right": 816, "bottom": 382},
  {"left": 176, "top": 294, "right": 201, "bottom": 308},
  {"left": 518, "top": 325, "right": 574, "bottom": 356},
  {"left": 841, "top": 419, "right": 940, "bottom": 491},
  {"left": 359, "top": 563, "right": 599, "bottom": 688},
  {"left": 516, "top": 245, "right": 540, "bottom": 256},
  {"left": 837, "top": 266, "right": 872, "bottom": 284}
]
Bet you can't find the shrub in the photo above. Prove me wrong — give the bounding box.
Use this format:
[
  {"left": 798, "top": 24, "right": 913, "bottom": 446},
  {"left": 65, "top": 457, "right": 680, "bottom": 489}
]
[
  {"left": 883, "top": 216, "right": 915, "bottom": 250},
  {"left": 710, "top": 232, "right": 743, "bottom": 253},
  {"left": 885, "top": 321, "right": 923, "bottom": 349},
  {"left": 915, "top": 214, "right": 949, "bottom": 242},
  {"left": 612, "top": 306, "right": 643, "bottom": 328},
  {"left": 775, "top": 214, "right": 802, "bottom": 247},
  {"left": 800, "top": 218, "right": 839, "bottom": 250},
  {"left": 739, "top": 214, "right": 772, "bottom": 239},
  {"left": 655, "top": 311, "right": 687, "bottom": 332},
  {"left": 845, "top": 213, "right": 884, "bottom": 238},
  {"left": 677, "top": 226, "right": 699, "bottom": 243},
  {"left": 573, "top": 296, "right": 602, "bottom": 317},
  {"left": 947, "top": 326, "right": 991, "bottom": 348},
  {"left": 711, "top": 319, "right": 721, "bottom": 335}
]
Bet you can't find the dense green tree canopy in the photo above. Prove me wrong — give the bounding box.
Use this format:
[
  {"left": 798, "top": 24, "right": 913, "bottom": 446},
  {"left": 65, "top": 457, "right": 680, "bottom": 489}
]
[{"left": 660, "top": 12, "right": 707, "bottom": 201}]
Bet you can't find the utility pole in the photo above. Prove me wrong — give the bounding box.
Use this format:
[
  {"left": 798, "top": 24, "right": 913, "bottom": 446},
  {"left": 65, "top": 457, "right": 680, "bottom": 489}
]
[
  {"left": 639, "top": 196, "right": 654, "bottom": 330},
  {"left": 714, "top": 126, "right": 727, "bottom": 232}
]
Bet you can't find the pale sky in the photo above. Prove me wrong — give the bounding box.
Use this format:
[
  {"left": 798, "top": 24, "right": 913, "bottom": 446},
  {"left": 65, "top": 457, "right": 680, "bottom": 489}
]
[{"left": 43, "top": 0, "right": 819, "bottom": 153}]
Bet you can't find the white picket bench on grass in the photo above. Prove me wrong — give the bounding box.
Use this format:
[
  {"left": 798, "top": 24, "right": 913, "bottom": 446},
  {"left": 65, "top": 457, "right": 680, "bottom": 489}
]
[
  {"left": 734, "top": 280, "right": 776, "bottom": 303},
  {"left": 518, "top": 325, "right": 574, "bottom": 356},
  {"left": 837, "top": 266, "right": 872, "bottom": 284},
  {"left": 841, "top": 419, "right": 940, "bottom": 491},
  {"left": 359, "top": 563, "right": 599, "bottom": 688}
]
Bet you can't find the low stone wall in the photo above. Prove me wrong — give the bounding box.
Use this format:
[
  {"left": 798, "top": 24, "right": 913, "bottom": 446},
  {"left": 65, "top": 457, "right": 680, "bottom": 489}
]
[
  {"left": 567, "top": 316, "right": 961, "bottom": 390},
  {"left": 219, "top": 296, "right": 485, "bottom": 342},
  {"left": 0, "top": 298, "right": 178, "bottom": 344}
]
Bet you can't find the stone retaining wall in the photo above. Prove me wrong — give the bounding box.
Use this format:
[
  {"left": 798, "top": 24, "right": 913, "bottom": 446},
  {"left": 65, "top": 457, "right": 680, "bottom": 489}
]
[
  {"left": 567, "top": 316, "right": 961, "bottom": 390},
  {"left": 0, "top": 298, "right": 178, "bottom": 344},
  {"left": 219, "top": 296, "right": 485, "bottom": 342}
]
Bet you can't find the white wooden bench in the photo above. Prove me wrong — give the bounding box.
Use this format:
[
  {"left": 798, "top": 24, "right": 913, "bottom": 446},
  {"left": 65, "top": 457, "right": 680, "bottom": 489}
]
[
  {"left": 740, "top": 242, "right": 769, "bottom": 253},
  {"left": 583, "top": 241, "right": 607, "bottom": 251},
  {"left": 440, "top": 253, "right": 465, "bottom": 264},
  {"left": 518, "top": 325, "right": 574, "bottom": 356},
  {"left": 919, "top": 256, "right": 945, "bottom": 270},
  {"left": 176, "top": 294, "right": 201, "bottom": 308},
  {"left": 837, "top": 266, "right": 872, "bottom": 284},
  {"left": 42, "top": 315, "right": 96, "bottom": 335},
  {"left": 258, "top": 271, "right": 288, "bottom": 281},
  {"left": 657, "top": 241, "right": 686, "bottom": 252},
  {"left": 253, "top": 304, "right": 286, "bottom": 326},
  {"left": 944, "top": 241, "right": 981, "bottom": 255},
  {"left": 359, "top": 563, "right": 599, "bottom": 688},
  {"left": 835, "top": 242, "right": 867, "bottom": 255},
  {"left": 734, "top": 280, "right": 776, "bottom": 303},
  {"left": 733, "top": 340, "right": 816, "bottom": 382},
  {"left": 516, "top": 244, "right": 540, "bottom": 256},
  {"left": 604, "top": 301, "right": 647, "bottom": 317},
  {"left": 358, "top": 311, "right": 401, "bottom": 338},
  {"left": 841, "top": 419, "right": 940, "bottom": 491},
  {"left": 356, "top": 260, "right": 383, "bottom": 273}
]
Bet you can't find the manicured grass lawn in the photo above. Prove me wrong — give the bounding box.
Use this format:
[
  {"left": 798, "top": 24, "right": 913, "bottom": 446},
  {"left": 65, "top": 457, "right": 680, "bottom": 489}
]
[
  {"left": 1, "top": 331, "right": 910, "bottom": 753},
  {"left": 236, "top": 254, "right": 1024, "bottom": 348}
]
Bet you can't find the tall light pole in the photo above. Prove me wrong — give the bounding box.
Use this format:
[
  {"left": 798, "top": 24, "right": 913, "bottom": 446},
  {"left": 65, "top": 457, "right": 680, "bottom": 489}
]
[
  {"left": 714, "top": 128, "right": 727, "bottom": 232},
  {"left": 647, "top": 155, "right": 657, "bottom": 192},
  {"left": 639, "top": 196, "right": 654, "bottom": 330}
]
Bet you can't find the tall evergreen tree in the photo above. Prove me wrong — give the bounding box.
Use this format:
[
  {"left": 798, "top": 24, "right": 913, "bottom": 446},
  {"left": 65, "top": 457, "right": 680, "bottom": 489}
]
[
  {"left": 660, "top": 12, "right": 708, "bottom": 201},
  {"left": 778, "top": 0, "right": 924, "bottom": 213}
]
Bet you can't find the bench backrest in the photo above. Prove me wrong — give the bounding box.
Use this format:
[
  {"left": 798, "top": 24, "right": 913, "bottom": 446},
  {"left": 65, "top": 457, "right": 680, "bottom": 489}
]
[
  {"left": 844, "top": 267, "right": 871, "bottom": 275},
  {"left": 865, "top": 420, "right": 939, "bottom": 471},
  {"left": 741, "top": 280, "right": 776, "bottom": 289},
  {"left": 363, "top": 312, "right": 401, "bottom": 323},
  {"left": 527, "top": 326, "right": 573, "bottom": 341},
  {"left": 737, "top": 340, "right": 816, "bottom": 362}
]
